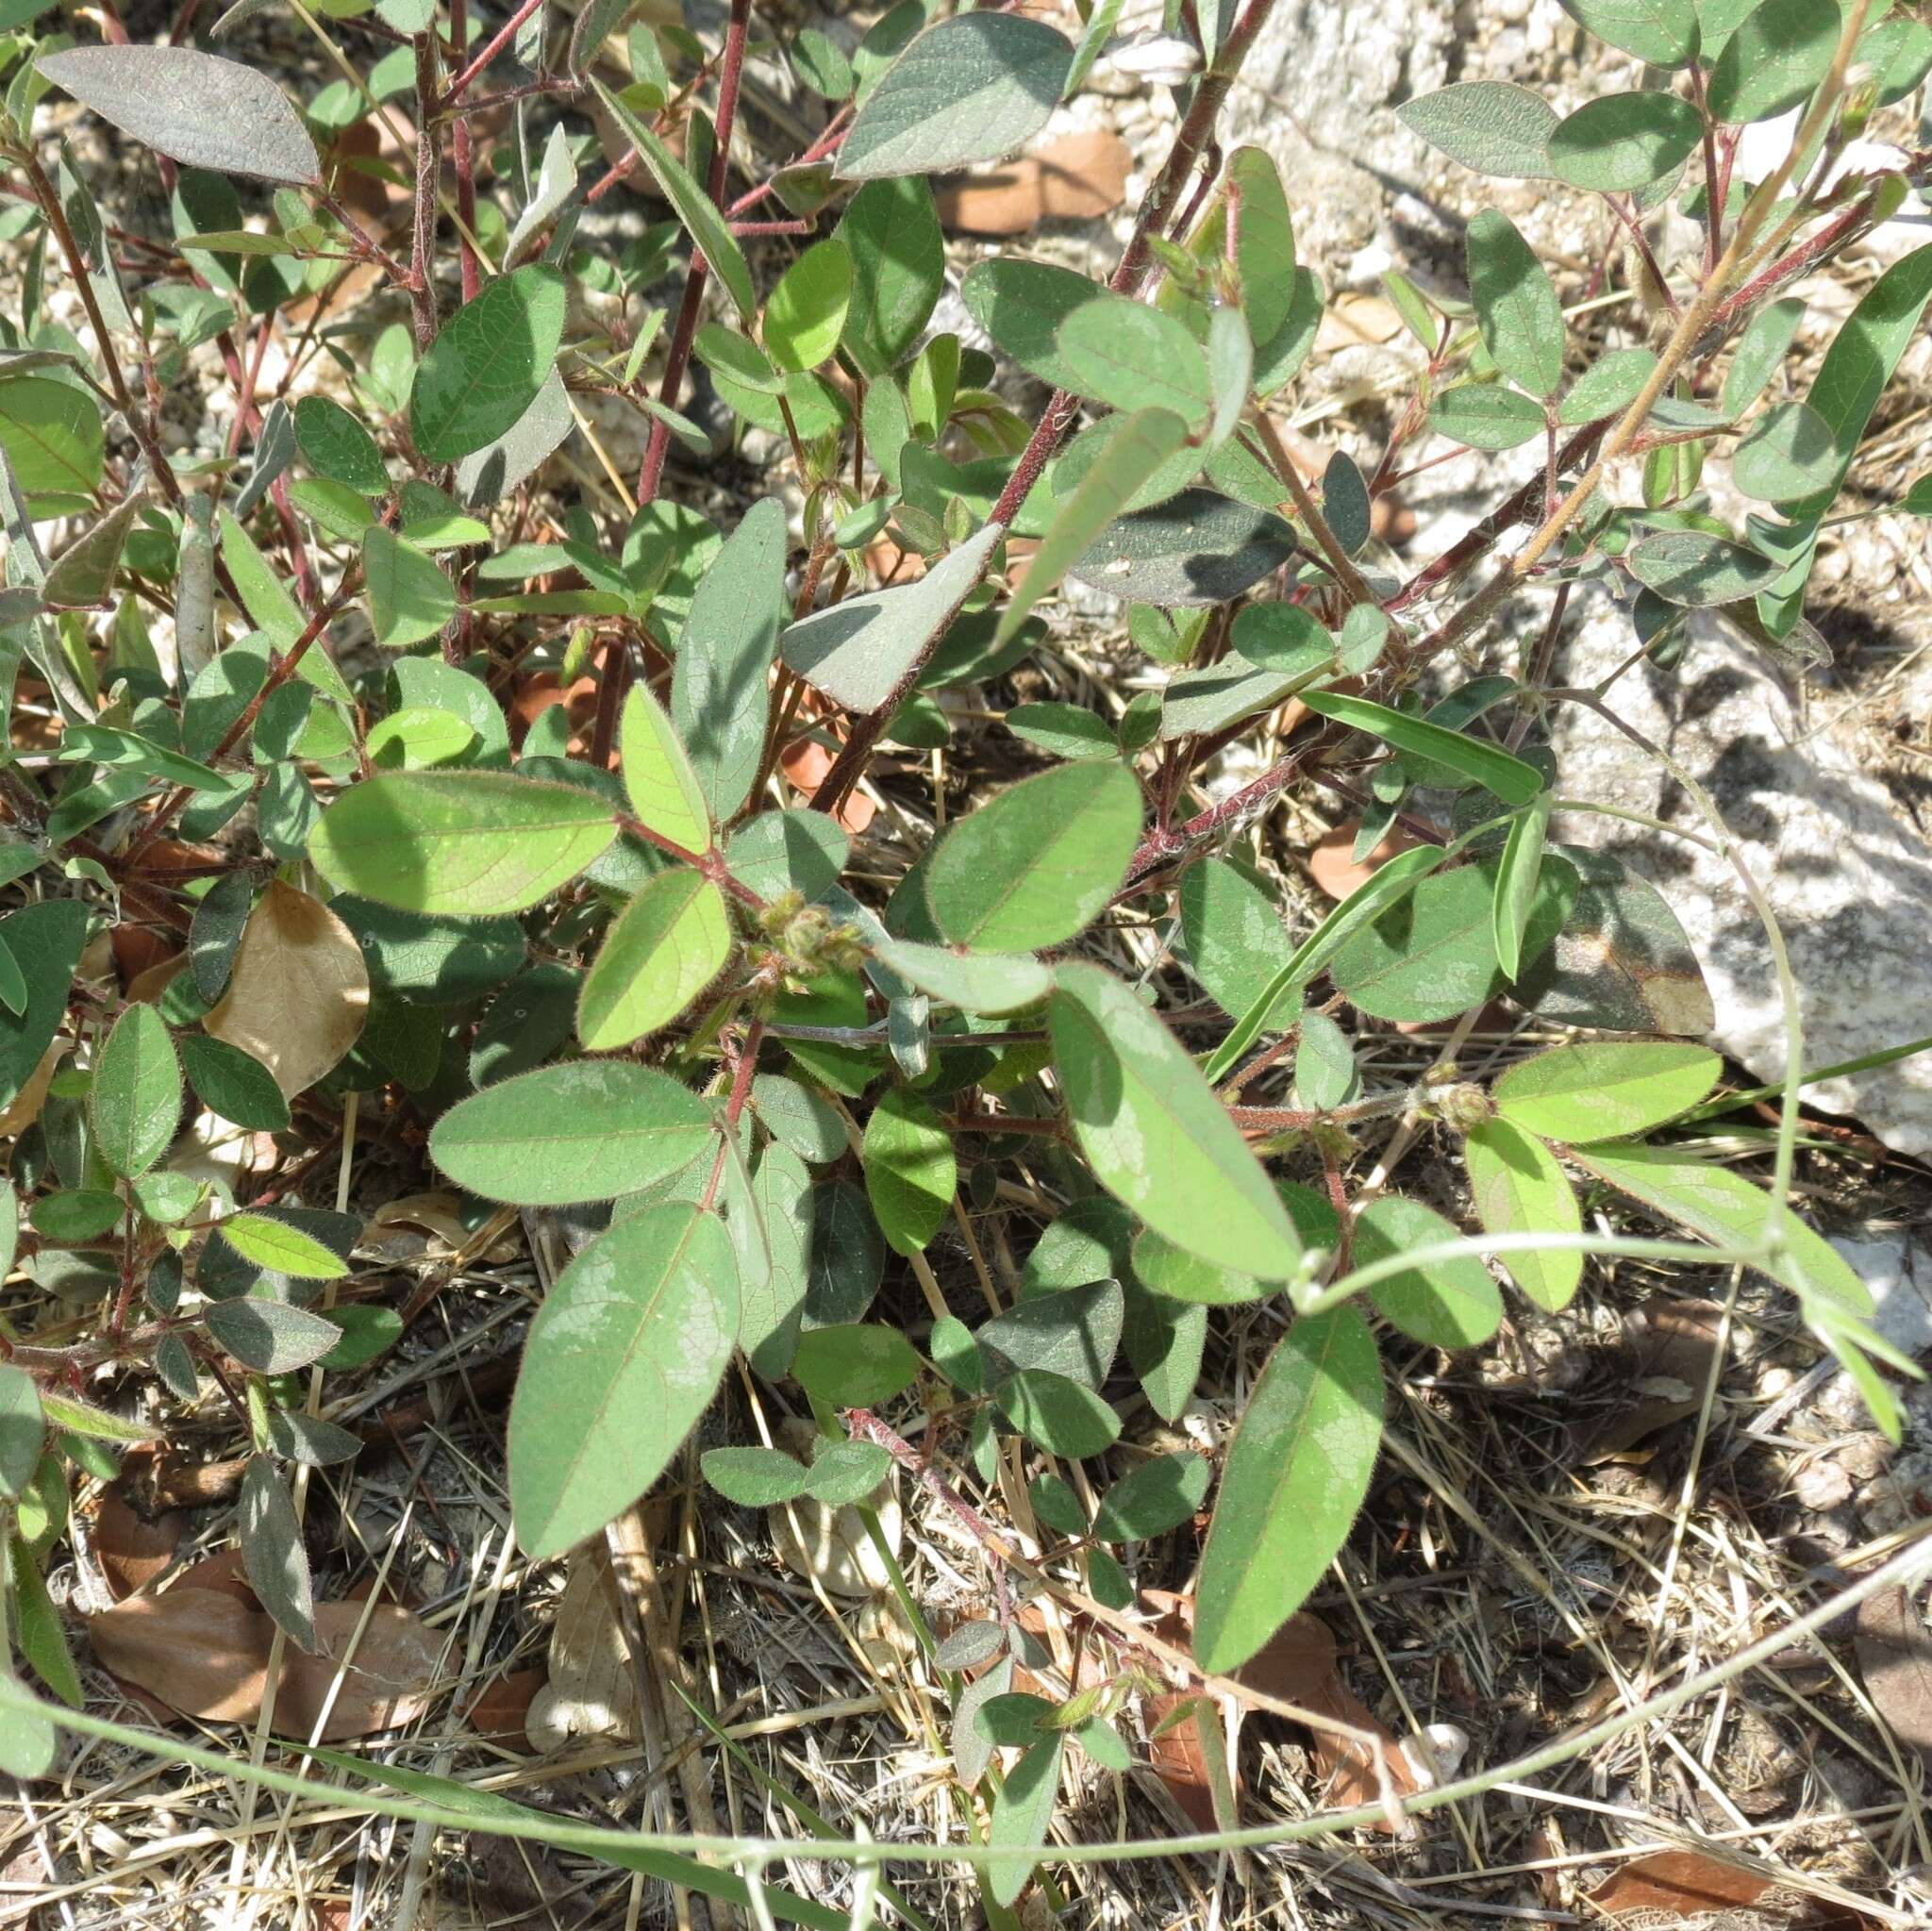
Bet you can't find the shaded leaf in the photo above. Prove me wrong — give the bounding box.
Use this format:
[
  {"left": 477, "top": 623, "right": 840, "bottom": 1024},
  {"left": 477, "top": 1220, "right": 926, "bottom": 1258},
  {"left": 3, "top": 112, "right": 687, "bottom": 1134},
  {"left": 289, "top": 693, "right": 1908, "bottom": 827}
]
[
  {"left": 89, "top": 1002, "right": 180, "bottom": 1180},
  {"left": 1355, "top": 1195, "right": 1502, "bottom": 1350},
  {"left": 1067, "top": 490, "right": 1299, "bottom": 608}
]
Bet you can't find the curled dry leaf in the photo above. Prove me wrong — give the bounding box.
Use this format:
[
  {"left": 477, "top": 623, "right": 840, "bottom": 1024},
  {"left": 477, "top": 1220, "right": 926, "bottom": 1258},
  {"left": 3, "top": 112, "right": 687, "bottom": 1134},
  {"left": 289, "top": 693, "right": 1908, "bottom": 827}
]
[
  {"left": 1854, "top": 1586, "right": 1932, "bottom": 1770},
  {"left": 205, "top": 880, "right": 369, "bottom": 1099},
  {"left": 936, "top": 130, "right": 1133, "bottom": 236},
  {"left": 87, "top": 1587, "right": 446, "bottom": 1740}
]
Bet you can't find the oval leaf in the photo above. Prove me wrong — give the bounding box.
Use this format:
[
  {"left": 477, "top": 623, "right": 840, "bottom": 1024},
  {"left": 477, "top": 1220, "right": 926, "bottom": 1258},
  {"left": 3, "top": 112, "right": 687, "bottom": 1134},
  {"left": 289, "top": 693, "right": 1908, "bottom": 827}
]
[
  {"left": 408, "top": 266, "right": 568, "bottom": 463},
  {"left": 577, "top": 870, "right": 731, "bottom": 1051},
  {"left": 1493, "top": 1040, "right": 1720, "bottom": 1142}
]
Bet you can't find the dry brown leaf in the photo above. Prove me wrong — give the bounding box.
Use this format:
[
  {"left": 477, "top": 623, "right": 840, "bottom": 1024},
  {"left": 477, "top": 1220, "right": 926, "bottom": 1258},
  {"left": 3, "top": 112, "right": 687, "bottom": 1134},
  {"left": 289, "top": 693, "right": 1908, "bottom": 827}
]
[
  {"left": 525, "top": 1543, "right": 639, "bottom": 1752},
  {"left": 1307, "top": 818, "right": 1418, "bottom": 902},
  {"left": 464, "top": 1665, "right": 546, "bottom": 1748},
  {"left": 94, "top": 1465, "right": 186, "bottom": 1600},
  {"left": 1855, "top": 1586, "right": 1932, "bottom": 1769},
  {"left": 88, "top": 1587, "right": 445, "bottom": 1740},
  {"left": 205, "top": 879, "right": 368, "bottom": 1098},
  {"left": 1575, "top": 1297, "right": 1724, "bottom": 1464},
  {"left": 0, "top": 1036, "right": 65, "bottom": 1139},
  {"left": 1589, "top": 1848, "right": 1769, "bottom": 1919},
  {"left": 937, "top": 131, "right": 1132, "bottom": 235},
  {"left": 1138, "top": 1591, "right": 1420, "bottom": 1833}
]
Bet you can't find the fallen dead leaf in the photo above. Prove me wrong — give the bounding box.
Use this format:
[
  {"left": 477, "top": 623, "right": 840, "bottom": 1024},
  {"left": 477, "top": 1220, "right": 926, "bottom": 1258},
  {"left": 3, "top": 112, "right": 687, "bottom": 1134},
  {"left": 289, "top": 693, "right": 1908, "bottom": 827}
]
[
  {"left": 937, "top": 130, "right": 1132, "bottom": 235},
  {"left": 780, "top": 732, "right": 876, "bottom": 835},
  {"left": 88, "top": 1587, "right": 447, "bottom": 1740},
  {"left": 205, "top": 879, "right": 369, "bottom": 1099},
  {"left": 110, "top": 924, "right": 177, "bottom": 990},
  {"left": 93, "top": 1463, "right": 187, "bottom": 1600},
  {"left": 1855, "top": 1586, "right": 1932, "bottom": 1770},
  {"left": 0, "top": 1037, "right": 65, "bottom": 1139},
  {"left": 1575, "top": 1297, "right": 1724, "bottom": 1464},
  {"left": 1307, "top": 817, "right": 1417, "bottom": 902},
  {"left": 463, "top": 1666, "right": 546, "bottom": 1748},
  {"left": 1138, "top": 1590, "right": 1420, "bottom": 1833},
  {"left": 525, "top": 1542, "right": 639, "bottom": 1752},
  {"left": 1589, "top": 1847, "right": 1769, "bottom": 1919}
]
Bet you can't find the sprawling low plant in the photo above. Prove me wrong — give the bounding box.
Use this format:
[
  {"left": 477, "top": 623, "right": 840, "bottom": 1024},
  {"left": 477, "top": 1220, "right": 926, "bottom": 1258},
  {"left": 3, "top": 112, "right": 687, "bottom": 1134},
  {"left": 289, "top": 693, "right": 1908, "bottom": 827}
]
[{"left": 0, "top": 0, "right": 1927, "bottom": 1902}]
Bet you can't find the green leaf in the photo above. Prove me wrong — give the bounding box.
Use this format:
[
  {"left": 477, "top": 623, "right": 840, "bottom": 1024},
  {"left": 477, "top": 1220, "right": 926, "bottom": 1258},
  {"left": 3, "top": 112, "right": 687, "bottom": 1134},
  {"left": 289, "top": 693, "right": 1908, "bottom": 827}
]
[
  {"left": 1049, "top": 961, "right": 1302, "bottom": 1279},
  {"left": 1463, "top": 1119, "right": 1582, "bottom": 1312},
  {"left": 39, "top": 45, "right": 320, "bottom": 184},
  {"left": 220, "top": 1210, "right": 349, "bottom": 1279},
  {"left": 1202, "top": 844, "right": 1446, "bottom": 1082},
  {"left": 1397, "top": 81, "right": 1556, "bottom": 178},
  {"left": 1561, "top": 344, "right": 1659, "bottom": 424},
  {"left": 408, "top": 265, "right": 568, "bottom": 462},
  {"left": 591, "top": 78, "right": 755, "bottom": 321},
  {"left": 430, "top": 1061, "right": 714, "bottom": 1205},
  {"left": 988, "top": 1734, "right": 1064, "bottom": 1906},
  {"left": 293, "top": 395, "right": 386, "bottom": 493},
  {"left": 179, "top": 1034, "right": 290, "bottom": 1130},
  {"left": 805, "top": 1438, "right": 892, "bottom": 1506},
  {"left": 0, "top": 375, "right": 105, "bottom": 498},
  {"left": 998, "top": 409, "right": 1193, "bottom": 646},
  {"left": 204, "top": 1298, "right": 341, "bottom": 1373},
  {"left": 577, "top": 870, "right": 731, "bottom": 1052},
  {"left": 1624, "top": 528, "right": 1780, "bottom": 605},
  {"left": 362, "top": 525, "right": 456, "bottom": 648},
  {"left": 240, "top": 1452, "right": 316, "bottom": 1648},
  {"left": 978, "top": 1281, "right": 1123, "bottom": 1388},
  {"left": 925, "top": 760, "right": 1141, "bottom": 953},
  {"left": 1056, "top": 302, "right": 1212, "bottom": 427},
  {"left": 1466, "top": 210, "right": 1565, "bottom": 397},
  {"left": 1547, "top": 92, "right": 1704, "bottom": 191},
  {"left": 1722, "top": 298, "right": 1806, "bottom": 421},
  {"left": 1570, "top": 1140, "right": 1874, "bottom": 1321},
  {"left": 1296, "top": 1010, "right": 1357, "bottom": 1109},
  {"left": 1428, "top": 382, "right": 1546, "bottom": 451},
  {"left": 836, "top": 177, "right": 944, "bottom": 377},
  {"left": 335, "top": 898, "right": 525, "bottom": 1006},
  {"left": 1491, "top": 789, "right": 1555, "bottom": 981},
  {"left": 1090, "top": 1452, "right": 1210, "bottom": 1542},
  {"left": 42, "top": 496, "right": 146, "bottom": 609},
  {"left": 861, "top": 1087, "right": 956, "bottom": 1256},
  {"left": 0, "top": 901, "right": 89, "bottom": 1116},
  {"left": 792, "top": 1323, "right": 923, "bottom": 1407},
  {"left": 1301, "top": 689, "right": 1542, "bottom": 805},
  {"left": 1493, "top": 1039, "right": 1720, "bottom": 1141},
  {"left": 1707, "top": 0, "right": 1839, "bottom": 123},
  {"left": 870, "top": 938, "right": 1051, "bottom": 1016},
  {"left": 837, "top": 13, "right": 1073, "bottom": 180},
  {"left": 1355, "top": 1195, "right": 1502, "bottom": 1349},
  {"left": 764, "top": 239, "right": 853, "bottom": 374},
  {"left": 1067, "top": 489, "right": 1299, "bottom": 608},
  {"left": 1781, "top": 245, "right": 1932, "bottom": 523},
  {"left": 995, "top": 1369, "right": 1121, "bottom": 1457},
  {"left": 1179, "top": 856, "right": 1293, "bottom": 1029},
  {"left": 781, "top": 521, "right": 1005, "bottom": 712},
  {"left": 89, "top": 1002, "right": 181, "bottom": 1180},
  {"left": 620, "top": 683, "right": 712, "bottom": 855},
  {"left": 1193, "top": 1307, "right": 1382, "bottom": 1673},
  {"left": 36, "top": 1390, "right": 158, "bottom": 1443},
  {"left": 1558, "top": 0, "right": 1699, "bottom": 63},
  {"left": 672, "top": 496, "right": 787, "bottom": 823},
  {"left": 509, "top": 1203, "right": 738, "bottom": 1558},
  {"left": 308, "top": 771, "right": 618, "bottom": 915},
  {"left": 1225, "top": 145, "right": 1297, "bottom": 341},
  {"left": 1132, "top": 1226, "right": 1267, "bottom": 1306},
  {"left": 701, "top": 1444, "right": 814, "bottom": 1507},
  {"left": 10, "top": 1537, "right": 80, "bottom": 1708},
  {"left": 0, "top": 1363, "right": 43, "bottom": 1499},
  {"left": 1330, "top": 854, "right": 1577, "bottom": 1024}
]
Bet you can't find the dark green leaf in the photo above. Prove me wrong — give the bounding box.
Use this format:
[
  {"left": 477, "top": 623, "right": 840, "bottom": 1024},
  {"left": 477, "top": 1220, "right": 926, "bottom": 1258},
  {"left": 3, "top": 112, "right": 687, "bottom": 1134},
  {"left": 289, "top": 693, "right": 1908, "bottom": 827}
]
[
  {"left": 1625, "top": 528, "right": 1780, "bottom": 605},
  {"left": 240, "top": 1454, "right": 315, "bottom": 1648},
  {"left": 1066, "top": 490, "right": 1300, "bottom": 608},
  {"left": 1090, "top": 1452, "right": 1210, "bottom": 1542},
  {"left": 995, "top": 1369, "right": 1120, "bottom": 1456},
  {"left": 293, "top": 395, "right": 386, "bottom": 493},
  {"left": 205, "top": 1298, "right": 341, "bottom": 1373},
  {"left": 836, "top": 177, "right": 945, "bottom": 377},
  {"left": 1428, "top": 382, "right": 1546, "bottom": 451},
  {"left": 0, "top": 902, "right": 88, "bottom": 1116},
  {"left": 1558, "top": 0, "right": 1699, "bottom": 63},
  {"left": 1547, "top": 92, "right": 1704, "bottom": 191},
  {"left": 179, "top": 1034, "right": 290, "bottom": 1131},
  {"left": 977, "top": 1280, "right": 1124, "bottom": 1389},
  {"left": 1302, "top": 690, "right": 1543, "bottom": 805},
  {"left": 89, "top": 1003, "right": 180, "bottom": 1180},
  {"left": 1707, "top": 0, "right": 1839, "bottom": 123}
]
